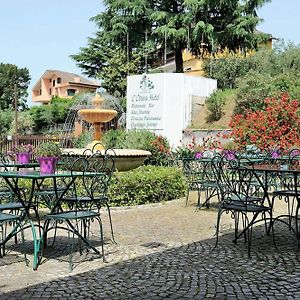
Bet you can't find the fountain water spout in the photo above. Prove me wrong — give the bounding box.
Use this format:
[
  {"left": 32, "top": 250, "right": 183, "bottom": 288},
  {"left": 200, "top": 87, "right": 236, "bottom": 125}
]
[{"left": 78, "top": 93, "right": 117, "bottom": 150}]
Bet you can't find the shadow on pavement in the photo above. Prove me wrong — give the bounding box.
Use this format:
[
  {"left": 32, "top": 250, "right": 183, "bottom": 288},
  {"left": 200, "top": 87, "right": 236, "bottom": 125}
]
[{"left": 1, "top": 217, "right": 300, "bottom": 299}]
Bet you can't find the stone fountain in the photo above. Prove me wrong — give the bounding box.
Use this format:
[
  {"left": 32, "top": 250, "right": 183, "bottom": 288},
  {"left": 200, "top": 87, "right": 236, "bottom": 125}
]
[
  {"left": 78, "top": 93, "right": 117, "bottom": 150},
  {"left": 62, "top": 93, "right": 151, "bottom": 171}
]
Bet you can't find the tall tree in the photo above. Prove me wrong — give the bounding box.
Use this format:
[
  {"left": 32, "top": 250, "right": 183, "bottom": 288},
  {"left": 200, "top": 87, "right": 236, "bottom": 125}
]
[
  {"left": 72, "top": 0, "right": 271, "bottom": 80},
  {"left": 0, "top": 63, "right": 31, "bottom": 110}
]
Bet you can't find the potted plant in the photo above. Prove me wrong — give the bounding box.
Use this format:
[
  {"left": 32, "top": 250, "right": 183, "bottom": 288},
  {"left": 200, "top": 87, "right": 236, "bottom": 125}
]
[
  {"left": 35, "top": 141, "right": 62, "bottom": 174},
  {"left": 222, "top": 141, "right": 239, "bottom": 161},
  {"left": 8, "top": 144, "right": 34, "bottom": 164}
]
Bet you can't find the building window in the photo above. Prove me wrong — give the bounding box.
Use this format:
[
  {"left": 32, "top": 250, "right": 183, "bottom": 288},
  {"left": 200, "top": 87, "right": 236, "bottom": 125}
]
[
  {"left": 57, "top": 77, "right": 61, "bottom": 84},
  {"left": 53, "top": 80, "right": 55, "bottom": 87},
  {"left": 39, "top": 89, "right": 42, "bottom": 95},
  {"left": 49, "top": 79, "right": 52, "bottom": 82},
  {"left": 67, "top": 89, "right": 76, "bottom": 96},
  {"left": 49, "top": 88, "right": 52, "bottom": 95}
]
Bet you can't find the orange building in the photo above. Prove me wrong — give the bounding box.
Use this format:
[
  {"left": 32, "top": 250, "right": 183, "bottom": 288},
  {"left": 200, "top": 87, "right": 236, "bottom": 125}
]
[{"left": 32, "top": 70, "right": 100, "bottom": 104}]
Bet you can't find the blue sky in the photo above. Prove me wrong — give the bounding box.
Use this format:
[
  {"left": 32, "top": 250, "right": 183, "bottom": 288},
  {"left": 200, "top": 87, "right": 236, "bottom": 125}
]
[
  {"left": 0, "top": 0, "right": 299, "bottom": 106},
  {"left": 0, "top": 0, "right": 103, "bottom": 105},
  {"left": 257, "top": 0, "right": 300, "bottom": 44}
]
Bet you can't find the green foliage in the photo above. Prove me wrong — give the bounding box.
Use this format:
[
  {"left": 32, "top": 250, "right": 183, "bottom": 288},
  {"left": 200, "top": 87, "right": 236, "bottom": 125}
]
[
  {"left": 97, "top": 48, "right": 141, "bottom": 97},
  {"left": 35, "top": 141, "right": 62, "bottom": 157},
  {"left": 206, "top": 90, "right": 226, "bottom": 121},
  {"left": 235, "top": 70, "right": 300, "bottom": 115},
  {"left": 29, "top": 105, "right": 53, "bottom": 132},
  {"left": 29, "top": 97, "right": 74, "bottom": 133},
  {"left": 72, "top": 0, "right": 269, "bottom": 95},
  {"left": 9, "top": 111, "right": 34, "bottom": 135},
  {"left": 203, "top": 54, "right": 254, "bottom": 89},
  {"left": 204, "top": 44, "right": 300, "bottom": 115},
  {"left": 108, "top": 165, "right": 187, "bottom": 206},
  {"left": 50, "top": 97, "right": 74, "bottom": 124},
  {"left": 102, "top": 129, "right": 126, "bottom": 148},
  {"left": 0, "top": 110, "right": 13, "bottom": 134},
  {"left": 72, "top": 131, "right": 93, "bottom": 148},
  {"left": 0, "top": 63, "right": 30, "bottom": 110},
  {"left": 103, "top": 129, "right": 171, "bottom": 166}
]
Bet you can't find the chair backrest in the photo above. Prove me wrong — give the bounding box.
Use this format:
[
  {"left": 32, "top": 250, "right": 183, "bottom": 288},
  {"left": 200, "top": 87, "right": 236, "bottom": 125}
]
[
  {"left": 72, "top": 150, "right": 115, "bottom": 205},
  {"left": 211, "top": 155, "right": 260, "bottom": 205},
  {"left": 288, "top": 148, "right": 300, "bottom": 167},
  {"left": 0, "top": 152, "right": 13, "bottom": 171}
]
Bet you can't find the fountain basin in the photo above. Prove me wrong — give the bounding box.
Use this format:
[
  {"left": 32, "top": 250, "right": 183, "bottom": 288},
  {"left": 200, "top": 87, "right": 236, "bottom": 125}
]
[
  {"left": 62, "top": 148, "right": 152, "bottom": 171},
  {"left": 78, "top": 109, "right": 117, "bottom": 123}
]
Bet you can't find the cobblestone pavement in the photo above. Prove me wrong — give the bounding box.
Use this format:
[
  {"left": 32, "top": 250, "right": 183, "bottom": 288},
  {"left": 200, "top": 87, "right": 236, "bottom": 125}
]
[{"left": 0, "top": 194, "right": 300, "bottom": 299}]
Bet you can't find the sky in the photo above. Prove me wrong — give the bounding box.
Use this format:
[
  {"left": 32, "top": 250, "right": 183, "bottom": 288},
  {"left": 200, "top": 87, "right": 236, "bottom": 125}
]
[
  {"left": 0, "top": 0, "right": 104, "bottom": 106},
  {"left": 0, "top": 0, "right": 299, "bottom": 107}
]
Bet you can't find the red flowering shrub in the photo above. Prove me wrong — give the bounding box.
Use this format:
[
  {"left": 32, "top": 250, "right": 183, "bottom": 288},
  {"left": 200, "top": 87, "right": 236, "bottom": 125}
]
[
  {"left": 146, "top": 135, "right": 171, "bottom": 166},
  {"left": 228, "top": 93, "right": 300, "bottom": 150}
]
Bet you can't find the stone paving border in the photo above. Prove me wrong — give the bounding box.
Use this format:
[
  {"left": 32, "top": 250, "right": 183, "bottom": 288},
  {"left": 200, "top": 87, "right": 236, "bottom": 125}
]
[{"left": 0, "top": 195, "right": 299, "bottom": 299}]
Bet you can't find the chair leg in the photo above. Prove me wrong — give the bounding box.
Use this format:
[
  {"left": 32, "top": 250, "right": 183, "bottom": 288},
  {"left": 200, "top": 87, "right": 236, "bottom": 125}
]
[
  {"left": 213, "top": 208, "right": 223, "bottom": 250},
  {"left": 245, "top": 216, "right": 252, "bottom": 258},
  {"left": 185, "top": 186, "right": 191, "bottom": 206},
  {"left": 19, "top": 224, "right": 29, "bottom": 266},
  {"left": 104, "top": 202, "right": 116, "bottom": 244},
  {"left": 233, "top": 212, "right": 240, "bottom": 244},
  {"left": 98, "top": 216, "right": 106, "bottom": 262},
  {"left": 68, "top": 224, "right": 75, "bottom": 272},
  {"left": 295, "top": 204, "right": 300, "bottom": 250}
]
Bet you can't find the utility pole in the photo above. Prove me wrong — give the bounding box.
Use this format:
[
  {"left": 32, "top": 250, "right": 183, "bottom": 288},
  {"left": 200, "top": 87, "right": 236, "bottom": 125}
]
[
  {"left": 164, "top": 31, "right": 167, "bottom": 65},
  {"left": 14, "top": 83, "right": 19, "bottom": 146},
  {"left": 145, "top": 29, "right": 148, "bottom": 74}
]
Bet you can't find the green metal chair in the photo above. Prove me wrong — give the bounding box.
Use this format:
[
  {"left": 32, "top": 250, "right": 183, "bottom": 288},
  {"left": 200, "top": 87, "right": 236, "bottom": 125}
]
[
  {"left": 184, "top": 151, "right": 221, "bottom": 208},
  {"left": 212, "top": 156, "right": 272, "bottom": 257},
  {"left": 61, "top": 148, "right": 116, "bottom": 243},
  {"left": 41, "top": 156, "right": 111, "bottom": 271},
  {"left": 0, "top": 210, "right": 28, "bottom": 265}
]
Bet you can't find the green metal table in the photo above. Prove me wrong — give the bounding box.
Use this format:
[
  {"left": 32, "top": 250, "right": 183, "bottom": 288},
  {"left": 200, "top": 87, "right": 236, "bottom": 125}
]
[{"left": 0, "top": 169, "right": 98, "bottom": 270}]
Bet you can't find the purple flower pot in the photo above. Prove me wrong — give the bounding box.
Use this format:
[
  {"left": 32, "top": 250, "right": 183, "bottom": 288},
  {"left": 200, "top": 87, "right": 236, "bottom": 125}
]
[
  {"left": 37, "top": 157, "right": 58, "bottom": 174},
  {"left": 16, "top": 153, "right": 31, "bottom": 164},
  {"left": 224, "top": 150, "right": 236, "bottom": 161},
  {"left": 271, "top": 150, "right": 280, "bottom": 159},
  {"left": 195, "top": 152, "right": 203, "bottom": 159}
]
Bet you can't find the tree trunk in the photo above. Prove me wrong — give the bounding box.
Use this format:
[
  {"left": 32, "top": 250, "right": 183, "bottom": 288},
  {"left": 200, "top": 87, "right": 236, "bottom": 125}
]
[{"left": 175, "top": 48, "right": 183, "bottom": 73}]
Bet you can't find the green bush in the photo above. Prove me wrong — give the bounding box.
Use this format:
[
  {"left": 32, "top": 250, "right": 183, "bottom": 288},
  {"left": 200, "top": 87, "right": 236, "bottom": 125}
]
[
  {"left": 206, "top": 90, "right": 226, "bottom": 121},
  {"left": 235, "top": 70, "right": 300, "bottom": 115},
  {"left": 103, "top": 129, "right": 171, "bottom": 166},
  {"left": 72, "top": 131, "right": 93, "bottom": 148},
  {"left": 102, "top": 128, "right": 126, "bottom": 148},
  {"left": 0, "top": 109, "right": 13, "bottom": 134},
  {"left": 108, "top": 165, "right": 187, "bottom": 206},
  {"left": 203, "top": 53, "right": 254, "bottom": 89}
]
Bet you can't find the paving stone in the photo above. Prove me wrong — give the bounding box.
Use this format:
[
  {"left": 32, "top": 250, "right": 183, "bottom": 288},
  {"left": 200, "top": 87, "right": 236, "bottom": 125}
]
[{"left": 0, "top": 196, "right": 299, "bottom": 299}]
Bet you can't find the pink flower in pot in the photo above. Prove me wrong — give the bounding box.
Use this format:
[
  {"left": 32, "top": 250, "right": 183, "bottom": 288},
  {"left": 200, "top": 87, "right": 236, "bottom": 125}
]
[
  {"left": 195, "top": 152, "right": 203, "bottom": 159},
  {"left": 35, "top": 141, "right": 62, "bottom": 174},
  {"left": 8, "top": 144, "right": 34, "bottom": 164}
]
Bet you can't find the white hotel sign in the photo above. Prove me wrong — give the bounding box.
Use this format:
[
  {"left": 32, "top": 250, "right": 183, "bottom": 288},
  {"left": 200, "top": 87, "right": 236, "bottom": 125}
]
[
  {"left": 127, "top": 74, "right": 163, "bottom": 130},
  {"left": 126, "top": 73, "right": 217, "bottom": 147}
]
